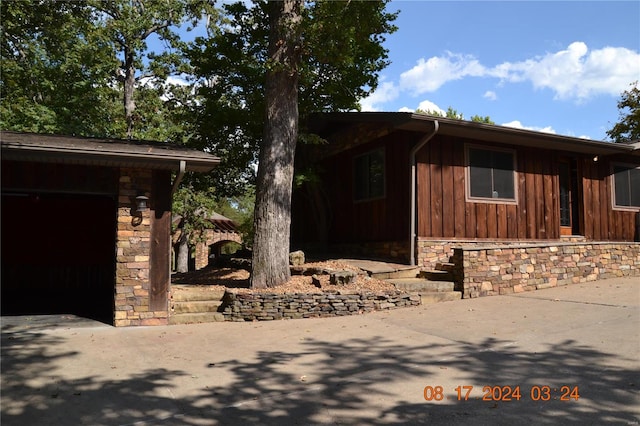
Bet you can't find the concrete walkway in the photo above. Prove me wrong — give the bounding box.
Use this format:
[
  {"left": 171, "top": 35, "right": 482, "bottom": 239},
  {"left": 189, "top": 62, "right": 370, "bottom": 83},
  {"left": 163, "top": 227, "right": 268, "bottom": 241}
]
[{"left": 2, "top": 276, "right": 639, "bottom": 425}]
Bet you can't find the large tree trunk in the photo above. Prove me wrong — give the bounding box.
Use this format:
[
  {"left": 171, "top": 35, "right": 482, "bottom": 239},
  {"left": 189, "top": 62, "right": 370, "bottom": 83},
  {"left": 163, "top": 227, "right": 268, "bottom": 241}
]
[
  {"left": 176, "top": 232, "right": 189, "bottom": 273},
  {"left": 250, "top": 0, "right": 302, "bottom": 289},
  {"left": 123, "top": 47, "right": 136, "bottom": 138}
]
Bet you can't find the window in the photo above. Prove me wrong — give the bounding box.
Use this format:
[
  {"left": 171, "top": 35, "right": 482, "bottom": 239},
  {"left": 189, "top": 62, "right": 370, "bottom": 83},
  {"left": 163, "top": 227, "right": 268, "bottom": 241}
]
[
  {"left": 612, "top": 163, "right": 640, "bottom": 209},
  {"left": 354, "top": 148, "right": 385, "bottom": 201},
  {"left": 466, "top": 146, "right": 516, "bottom": 202}
]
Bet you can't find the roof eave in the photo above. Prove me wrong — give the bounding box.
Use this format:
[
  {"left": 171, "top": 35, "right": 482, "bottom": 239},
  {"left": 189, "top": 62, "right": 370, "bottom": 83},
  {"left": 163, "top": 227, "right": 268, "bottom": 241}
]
[
  {"left": 2, "top": 143, "right": 219, "bottom": 172},
  {"left": 310, "top": 112, "right": 635, "bottom": 156},
  {"left": 406, "top": 114, "right": 634, "bottom": 156},
  {"left": 1, "top": 132, "right": 220, "bottom": 172}
]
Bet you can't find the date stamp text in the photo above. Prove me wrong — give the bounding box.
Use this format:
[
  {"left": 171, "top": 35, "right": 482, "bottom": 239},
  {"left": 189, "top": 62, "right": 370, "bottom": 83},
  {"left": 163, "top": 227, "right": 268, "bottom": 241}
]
[{"left": 423, "top": 385, "right": 580, "bottom": 402}]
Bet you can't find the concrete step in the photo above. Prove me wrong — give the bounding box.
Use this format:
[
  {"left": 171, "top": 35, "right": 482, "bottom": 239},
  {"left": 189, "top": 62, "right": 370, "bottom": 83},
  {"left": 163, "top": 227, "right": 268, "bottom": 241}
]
[
  {"left": 370, "top": 266, "right": 421, "bottom": 280},
  {"left": 420, "top": 291, "right": 462, "bottom": 304},
  {"left": 169, "top": 312, "right": 225, "bottom": 325},
  {"left": 172, "top": 300, "right": 223, "bottom": 314},
  {"left": 172, "top": 286, "right": 225, "bottom": 302},
  {"left": 388, "top": 278, "right": 455, "bottom": 292},
  {"left": 419, "top": 270, "right": 454, "bottom": 282}
]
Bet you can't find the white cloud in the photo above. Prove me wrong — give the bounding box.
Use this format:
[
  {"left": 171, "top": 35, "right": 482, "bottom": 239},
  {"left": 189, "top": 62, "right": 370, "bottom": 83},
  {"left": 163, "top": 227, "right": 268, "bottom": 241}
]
[
  {"left": 491, "top": 42, "right": 640, "bottom": 100},
  {"left": 416, "top": 100, "right": 445, "bottom": 115},
  {"left": 502, "top": 120, "right": 556, "bottom": 134},
  {"left": 362, "top": 42, "right": 640, "bottom": 111},
  {"left": 399, "top": 53, "right": 486, "bottom": 93},
  {"left": 398, "top": 106, "right": 414, "bottom": 112},
  {"left": 483, "top": 90, "right": 497, "bottom": 101},
  {"left": 360, "top": 80, "right": 399, "bottom": 111}
]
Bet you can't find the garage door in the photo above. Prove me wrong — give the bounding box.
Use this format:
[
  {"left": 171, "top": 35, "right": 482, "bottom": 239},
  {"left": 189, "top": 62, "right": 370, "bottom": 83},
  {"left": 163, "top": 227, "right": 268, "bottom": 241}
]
[
  {"left": 1, "top": 193, "right": 117, "bottom": 323},
  {"left": 1, "top": 163, "right": 118, "bottom": 324}
]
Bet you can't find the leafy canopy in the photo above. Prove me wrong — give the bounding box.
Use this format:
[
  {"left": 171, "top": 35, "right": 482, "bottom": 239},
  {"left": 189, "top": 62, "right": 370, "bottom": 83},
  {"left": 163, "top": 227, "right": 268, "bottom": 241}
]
[
  {"left": 187, "top": 0, "right": 398, "bottom": 198},
  {"left": 415, "top": 106, "right": 495, "bottom": 124},
  {"left": 1, "top": 0, "right": 215, "bottom": 141},
  {"left": 606, "top": 81, "right": 640, "bottom": 143},
  {"left": 1, "top": 0, "right": 121, "bottom": 136}
]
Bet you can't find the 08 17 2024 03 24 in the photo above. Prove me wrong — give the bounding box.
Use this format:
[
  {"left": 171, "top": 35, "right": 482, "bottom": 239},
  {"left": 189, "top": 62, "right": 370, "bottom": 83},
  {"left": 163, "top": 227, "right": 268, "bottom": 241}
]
[{"left": 423, "top": 385, "right": 580, "bottom": 402}]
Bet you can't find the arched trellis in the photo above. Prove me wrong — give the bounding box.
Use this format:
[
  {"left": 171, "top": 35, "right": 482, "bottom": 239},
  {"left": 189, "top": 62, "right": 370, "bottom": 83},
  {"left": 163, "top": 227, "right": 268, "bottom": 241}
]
[
  {"left": 172, "top": 213, "right": 243, "bottom": 271},
  {"left": 194, "top": 230, "right": 242, "bottom": 270}
]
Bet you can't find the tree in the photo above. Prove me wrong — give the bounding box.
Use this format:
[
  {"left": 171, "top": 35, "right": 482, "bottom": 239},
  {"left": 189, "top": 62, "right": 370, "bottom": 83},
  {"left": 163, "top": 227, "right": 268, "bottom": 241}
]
[
  {"left": 189, "top": 0, "right": 397, "bottom": 198},
  {"left": 249, "top": 0, "right": 303, "bottom": 288},
  {"left": 172, "top": 177, "right": 255, "bottom": 272},
  {"left": 1, "top": 0, "right": 216, "bottom": 141},
  {"left": 607, "top": 81, "right": 640, "bottom": 143},
  {"left": 1, "top": 0, "right": 121, "bottom": 136},
  {"left": 189, "top": 1, "right": 397, "bottom": 287},
  {"left": 172, "top": 183, "right": 218, "bottom": 273},
  {"left": 86, "top": 0, "right": 216, "bottom": 139},
  {"left": 415, "top": 106, "right": 495, "bottom": 124},
  {"left": 470, "top": 114, "right": 495, "bottom": 124},
  {"left": 189, "top": 0, "right": 397, "bottom": 287}
]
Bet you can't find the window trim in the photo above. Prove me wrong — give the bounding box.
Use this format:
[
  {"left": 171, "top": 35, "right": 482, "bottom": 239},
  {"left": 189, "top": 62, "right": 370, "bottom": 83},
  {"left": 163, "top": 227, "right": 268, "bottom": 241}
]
[
  {"left": 465, "top": 144, "right": 518, "bottom": 205},
  {"left": 611, "top": 162, "right": 640, "bottom": 212},
  {"left": 353, "top": 147, "right": 386, "bottom": 202}
]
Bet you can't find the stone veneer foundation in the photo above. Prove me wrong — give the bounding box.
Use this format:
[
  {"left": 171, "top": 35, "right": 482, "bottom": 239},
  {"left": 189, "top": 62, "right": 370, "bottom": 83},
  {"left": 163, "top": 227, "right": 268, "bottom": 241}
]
[
  {"left": 114, "top": 168, "right": 168, "bottom": 326},
  {"left": 450, "top": 242, "right": 640, "bottom": 298},
  {"left": 221, "top": 290, "right": 420, "bottom": 321}
]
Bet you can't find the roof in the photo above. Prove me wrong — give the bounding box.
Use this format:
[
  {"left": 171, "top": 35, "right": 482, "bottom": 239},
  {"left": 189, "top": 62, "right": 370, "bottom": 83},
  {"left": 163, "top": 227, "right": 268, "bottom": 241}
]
[
  {"left": 1, "top": 131, "right": 220, "bottom": 172},
  {"left": 310, "top": 112, "right": 638, "bottom": 157},
  {"left": 172, "top": 212, "right": 238, "bottom": 232}
]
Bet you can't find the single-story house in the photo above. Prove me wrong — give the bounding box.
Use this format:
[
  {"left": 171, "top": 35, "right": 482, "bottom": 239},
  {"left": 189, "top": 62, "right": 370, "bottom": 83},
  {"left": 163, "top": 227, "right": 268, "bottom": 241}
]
[
  {"left": 292, "top": 113, "right": 640, "bottom": 296},
  {"left": 1, "top": 131, "right": 219, "bottom": 326}
]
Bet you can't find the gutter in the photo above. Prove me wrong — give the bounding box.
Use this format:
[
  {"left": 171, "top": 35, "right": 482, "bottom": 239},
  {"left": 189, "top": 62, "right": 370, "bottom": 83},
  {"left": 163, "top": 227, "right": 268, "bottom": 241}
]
[
  {"left": 171, "top": 160, "right": 187, "bottom": 197},
  {"left": 409, "top": 120, "right": 439, "bottom": 266}
]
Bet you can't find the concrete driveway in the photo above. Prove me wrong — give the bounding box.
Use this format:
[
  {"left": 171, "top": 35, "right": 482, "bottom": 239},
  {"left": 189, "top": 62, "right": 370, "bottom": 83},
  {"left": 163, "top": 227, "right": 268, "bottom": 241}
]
[{"left": 2, "top": 276, "right": 639, "bottom": 425}]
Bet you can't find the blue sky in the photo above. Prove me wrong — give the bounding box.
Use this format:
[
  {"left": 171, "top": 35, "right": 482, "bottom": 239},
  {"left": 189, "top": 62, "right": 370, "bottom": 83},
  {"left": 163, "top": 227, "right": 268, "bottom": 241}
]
[{"left": 361, "top": 1, "right": 640, "bottom": 141}]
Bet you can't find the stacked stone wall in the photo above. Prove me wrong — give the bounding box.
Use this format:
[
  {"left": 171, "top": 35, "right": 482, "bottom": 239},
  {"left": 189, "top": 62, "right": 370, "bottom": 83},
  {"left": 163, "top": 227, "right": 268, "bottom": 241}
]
[
  {"left": 417, "top": 240, "right": 461, "bottom": 269},
  {"left": 457, "top": 242, "right": 640, "bottom": 298},
  {"left": 115, "top": 168, "right": 168, "bottom": 326},
  {"left": 221, "top": 290, "right": 420, "bottom": 321},
  {"left": 416, "top": 239, "right": 551, "bottom": 270}
]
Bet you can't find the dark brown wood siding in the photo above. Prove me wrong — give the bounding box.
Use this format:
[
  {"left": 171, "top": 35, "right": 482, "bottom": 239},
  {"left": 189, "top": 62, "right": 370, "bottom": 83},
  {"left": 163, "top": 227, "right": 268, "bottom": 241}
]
[
  {"left": 580, "top": 155, "right": 639, "bottom": 241},
  {"left": 292, "top": 131, "right": 414, "bottom": 244},
  {"left": 417, "top": 135, "right": 564, "bottom": 240},
  {"left": 292, "top": 128, "right": 640, "bottom": 247},
  {"left": 417, "top": 136, "right": 639, "bottom": 241}
]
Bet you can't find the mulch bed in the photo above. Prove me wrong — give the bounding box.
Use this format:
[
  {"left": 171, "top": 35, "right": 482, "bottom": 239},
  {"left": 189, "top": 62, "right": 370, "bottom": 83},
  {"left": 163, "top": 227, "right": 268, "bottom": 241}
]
[{"left": 171, "top": 261, "right": 397, "bottom": 294}]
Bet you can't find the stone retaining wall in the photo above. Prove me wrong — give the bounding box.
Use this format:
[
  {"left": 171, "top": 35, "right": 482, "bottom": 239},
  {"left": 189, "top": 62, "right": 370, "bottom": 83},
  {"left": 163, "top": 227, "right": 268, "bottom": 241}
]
[
  {"left": 221, "top": 291, "right": 420, "bottom": 322},
  {"left": 416, "top": 238, "right": 586, "bottom": 270},
  {"left": 457, "top": 242, "right": 640, "bottom": 298}
]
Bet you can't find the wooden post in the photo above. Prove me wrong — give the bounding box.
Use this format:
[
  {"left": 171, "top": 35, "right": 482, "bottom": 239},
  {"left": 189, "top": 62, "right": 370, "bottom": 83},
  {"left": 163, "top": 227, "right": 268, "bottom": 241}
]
[{"left": 149, "top": 170, "right": 171, "bottom": 312}]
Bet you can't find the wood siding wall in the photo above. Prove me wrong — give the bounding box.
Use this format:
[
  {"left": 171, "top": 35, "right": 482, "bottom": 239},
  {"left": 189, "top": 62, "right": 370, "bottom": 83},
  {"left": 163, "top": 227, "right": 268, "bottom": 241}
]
[
  {"left": 417, "top": 136, "right": 639, "bottom": 241},
  {"left": 292, "top": 129, "right": 640, "bottom": 247},
  {"left": 580, "top": 155, "right": 639, "bottom": 241},
  {"left": 292, "top": 132, "right": 414, "bottom": 244},
  {"left": 417, "top": 136, "right": 562, "bottom": 240},
  {"left": 149, "top": 170, "right": 171, "bottom": 312}
]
